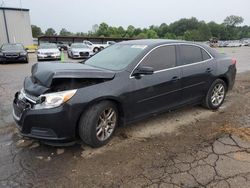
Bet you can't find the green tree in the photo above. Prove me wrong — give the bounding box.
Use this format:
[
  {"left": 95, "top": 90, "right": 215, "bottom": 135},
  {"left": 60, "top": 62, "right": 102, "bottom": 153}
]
[
  {"left": 169, "top": 17, "right": 200, "bottom": 36},
  {"left": 59, "top": 28, "right": 72, "bottom": 36},
  {"left": 146, "top": 29, "right": 158, "bottom": 38},
  {"left": 223, "top": 15, "right": 244, "bottom": 27},
  {"left": 31, "top": 25, "right": 43, "bottom": 38},
  {"left": 96, "top": 23, "right": 109, "bottom": 37},
  {"left": 197, "top": 23, "right": 212, "bottom": 41},
  {"left": 45, "top": 28, "right": 57, "bottom": 36},
  {"left": 164, "top": 32, "right": 176, "bottom": 39}
]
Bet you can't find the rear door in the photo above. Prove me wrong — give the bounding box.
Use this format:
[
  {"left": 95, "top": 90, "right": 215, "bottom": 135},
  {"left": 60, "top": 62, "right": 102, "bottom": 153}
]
[
  {"left": 177, "top": 44, "right": 216, "bottom": 103},
  {"left": 126, "top": 45, "right": 182, "bottom": 121}
]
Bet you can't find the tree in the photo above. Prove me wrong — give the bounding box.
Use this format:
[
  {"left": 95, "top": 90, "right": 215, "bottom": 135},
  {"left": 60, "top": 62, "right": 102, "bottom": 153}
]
[
  {"left": 96, "top": 22, "right": 109, "bottom": 37},
  {"left": 59, "top": 28, "right": 72, "bottom": 36},
  {"left": 146, "top": 29, "right": 158, "bottom": 38},
  {"left": 31, "top": 25, "right": 43, "bottom": 38},
  {"left": 169, "top": 17, "right": 200, "bottom": 36},
  {"left": 197, "top": 23, "right": 212, "bottom": 41},
  {"left": 223, "top": 15, "right": 244, "bottom": 27},
  {"left": 45, "top": 28, "right": 57, "bottom": 36}
]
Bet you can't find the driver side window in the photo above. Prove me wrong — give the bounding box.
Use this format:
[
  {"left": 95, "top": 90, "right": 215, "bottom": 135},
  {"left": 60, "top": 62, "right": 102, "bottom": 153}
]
[{"left": 140, "top": 45, "right": 176, "bottom": 71}]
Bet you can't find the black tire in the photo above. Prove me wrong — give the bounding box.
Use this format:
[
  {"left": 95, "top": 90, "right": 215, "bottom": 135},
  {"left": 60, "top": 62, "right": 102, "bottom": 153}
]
[
  {"left": 203, "top": 79, "right": 227, "bottom": 110},
  {"left": 79, "top": 101, "right": 118, "bottom": 147},
  {"left": 100, "top": 47, "right": 104, "bottom": 50},
  {"left": 93, "top": 47, "right": 99, "bottom": 53}
]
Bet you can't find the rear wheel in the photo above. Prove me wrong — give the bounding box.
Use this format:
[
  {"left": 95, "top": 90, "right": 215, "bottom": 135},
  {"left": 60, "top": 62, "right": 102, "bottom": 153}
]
[
  {"left": 79, "top": 101, "right": 118, "bottom": 147},
  {"left": 203, "top": 79, "right": 227, "bottom": 110}
]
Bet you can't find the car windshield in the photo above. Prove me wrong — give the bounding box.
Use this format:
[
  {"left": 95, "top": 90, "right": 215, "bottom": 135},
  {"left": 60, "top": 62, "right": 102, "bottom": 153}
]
[
  {"left": 1, "top": 44, "right": 24, "bottom": 51},
  {"left": 71, "top": 43, "right": 89, "bottom": 49},
  {"left": 39, "top": 43, "right": 57, "bottom": 49},
  {"left": 85, "top": 44, "right": 146, "bottom": 71}
]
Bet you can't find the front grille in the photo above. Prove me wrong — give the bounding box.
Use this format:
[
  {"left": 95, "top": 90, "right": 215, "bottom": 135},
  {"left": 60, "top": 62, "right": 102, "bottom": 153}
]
[
  {"left": 5, "top": 53, "right": 19, "bottom": 58},
  {"left": 79, "top": 52, "right": 89, "bottom": 57},
  {"left": 45, "top": 52, "right": 54, "bottom": 55}
]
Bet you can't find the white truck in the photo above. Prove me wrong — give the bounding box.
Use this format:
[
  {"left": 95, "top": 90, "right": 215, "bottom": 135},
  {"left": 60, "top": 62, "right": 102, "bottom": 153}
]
[{"left": 83, "top": 40, "right": 116, "bottom": 53}]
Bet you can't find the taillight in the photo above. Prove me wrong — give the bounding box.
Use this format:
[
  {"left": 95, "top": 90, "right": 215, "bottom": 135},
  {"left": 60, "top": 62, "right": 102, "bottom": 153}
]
[{"left": 232, "top": 58, "right": 237, "bottom": 65}]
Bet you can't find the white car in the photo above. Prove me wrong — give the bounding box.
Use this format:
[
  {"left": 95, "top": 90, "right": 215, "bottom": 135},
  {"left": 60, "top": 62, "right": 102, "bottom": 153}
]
[
  {"left": 37, "top": 43, "right": 61, "bottom": 61},
  {"left": 67, "top": 43, "right": 94, "bottom": 59},
  {"left": 83, "top": 40, "right": 116, "bottom": 53}
]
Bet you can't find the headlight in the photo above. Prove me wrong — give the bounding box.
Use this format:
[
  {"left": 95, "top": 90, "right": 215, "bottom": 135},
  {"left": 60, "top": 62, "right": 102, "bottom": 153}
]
[
  {"left": 0, "top": 52, "right": 3, "bottom": 56},
  {"left": 20, "top": 52, "right": 27, "bottom": 56},
  {"left": 34, "top": 89, "right": 77, "bottom": 109}
]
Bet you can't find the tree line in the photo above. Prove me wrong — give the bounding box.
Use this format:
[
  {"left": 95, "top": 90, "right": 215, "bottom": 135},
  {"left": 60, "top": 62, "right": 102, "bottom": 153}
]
[{"left": 32, "top": 15, "right": 250, "bottom": 41}]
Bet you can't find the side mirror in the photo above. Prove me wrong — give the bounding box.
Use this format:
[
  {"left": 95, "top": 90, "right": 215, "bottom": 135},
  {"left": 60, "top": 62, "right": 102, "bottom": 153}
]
[{"left": 132, "top": 66, "right": 154, "bottom": 77}]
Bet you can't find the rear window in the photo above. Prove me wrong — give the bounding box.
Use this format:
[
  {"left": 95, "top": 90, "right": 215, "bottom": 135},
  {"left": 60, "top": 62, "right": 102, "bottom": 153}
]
[
  {"left": 201, "top": 49, "right": 211, "bottom": 60},
  {"left": 179, "top": 45, "right": 203, "bottom": 65}
]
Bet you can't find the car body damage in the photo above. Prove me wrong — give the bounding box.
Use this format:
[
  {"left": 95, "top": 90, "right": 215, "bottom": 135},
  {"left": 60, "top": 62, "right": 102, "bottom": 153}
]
[{"left": 24, "top": 62, "right": 115, "bottom": 96}]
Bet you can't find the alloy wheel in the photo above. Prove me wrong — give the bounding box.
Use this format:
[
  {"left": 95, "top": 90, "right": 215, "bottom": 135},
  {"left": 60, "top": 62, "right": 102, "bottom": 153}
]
[
  {"left": 211, "top": 83, "right": 225, "bottom": 106},
  {"left": 96, "top": 108, "right": 117, "bottom": 141}
]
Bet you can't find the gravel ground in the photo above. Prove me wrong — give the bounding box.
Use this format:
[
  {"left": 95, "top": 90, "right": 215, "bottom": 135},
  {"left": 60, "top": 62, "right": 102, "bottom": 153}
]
[{"left": 0, "top": 47, "right": 250, "bottom": 188}]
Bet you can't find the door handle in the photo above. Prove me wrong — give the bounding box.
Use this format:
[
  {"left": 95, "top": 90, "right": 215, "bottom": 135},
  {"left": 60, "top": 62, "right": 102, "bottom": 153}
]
[
  {"left": 206, "top": 68, "right": 213, "bottom": 73},
  {"left": 171, "top": 76, "right": 180, "bottom": 82}
]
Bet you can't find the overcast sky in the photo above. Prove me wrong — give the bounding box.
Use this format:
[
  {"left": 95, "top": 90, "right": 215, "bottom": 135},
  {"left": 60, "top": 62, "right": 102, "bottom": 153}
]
[{"left": 2, "top": 0, "right": 250, "bottom": 33}]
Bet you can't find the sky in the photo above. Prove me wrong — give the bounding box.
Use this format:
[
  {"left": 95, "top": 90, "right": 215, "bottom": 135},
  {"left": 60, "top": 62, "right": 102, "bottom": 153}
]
[{"left": 1, "top": 0, "right": 250, "bottom": 33}]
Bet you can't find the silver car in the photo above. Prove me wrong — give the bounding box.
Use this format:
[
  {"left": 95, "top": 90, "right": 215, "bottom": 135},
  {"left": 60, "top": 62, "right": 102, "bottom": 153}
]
[
  {"left": 37, "top": 43, "right": 61, "bottom": 61},
  {"left": 68, "top": 43, "right": 94, "bottom": 59}
]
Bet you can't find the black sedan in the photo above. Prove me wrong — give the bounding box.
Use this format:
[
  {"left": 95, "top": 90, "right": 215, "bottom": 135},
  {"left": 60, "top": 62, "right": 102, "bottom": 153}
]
[
  {"left": 0, "top": 43, "right": 28, "bottom": 64},
  {"left": 13, "top": 39, "right": 236, "bottom": 147}
]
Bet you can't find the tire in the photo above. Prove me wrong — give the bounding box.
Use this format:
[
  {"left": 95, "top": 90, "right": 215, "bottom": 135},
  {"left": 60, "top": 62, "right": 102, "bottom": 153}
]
[
  {"left": 93, "top": 47, "right": 99, "bottom": 53},
  {"left": 100, "top": 47, "right": 104, "bottom": 50},
  {"left": 79, "top": 101, "right": 118, "bottom": 147},
  {"left": 203, "top": 79, "right": 227, "bottom": 110}
]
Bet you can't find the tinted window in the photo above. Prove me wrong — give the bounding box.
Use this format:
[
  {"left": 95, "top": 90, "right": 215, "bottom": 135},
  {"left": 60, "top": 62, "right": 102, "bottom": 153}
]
[
  {"left": 201, "top": 49, "right": 211, "bottom": 60},
  {"left": 179, "top": 45, "right": 203, "bottom": 65},
  {"left": 141, "top": 46, "right": 176, "bottom": 71}
]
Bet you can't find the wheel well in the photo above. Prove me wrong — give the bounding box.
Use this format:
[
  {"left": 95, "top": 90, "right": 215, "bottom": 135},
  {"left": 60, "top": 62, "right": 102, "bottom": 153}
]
[
  {"left": 218, "top": 77, "right": 229, "bottom": 91},
  {"left": 75, "top": 99, "right": 125, "bottom": 138}
]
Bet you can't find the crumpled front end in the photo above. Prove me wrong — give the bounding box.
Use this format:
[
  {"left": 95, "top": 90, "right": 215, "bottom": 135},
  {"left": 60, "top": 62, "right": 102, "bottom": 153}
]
[{"left": 12, "top": 62, "right": 116, "bottom": 143}]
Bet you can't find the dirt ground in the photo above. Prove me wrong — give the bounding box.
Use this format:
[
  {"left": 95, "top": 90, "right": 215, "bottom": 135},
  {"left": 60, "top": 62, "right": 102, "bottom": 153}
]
[{"left": 0, "top": 47, "right": 250, "bottom": 188}]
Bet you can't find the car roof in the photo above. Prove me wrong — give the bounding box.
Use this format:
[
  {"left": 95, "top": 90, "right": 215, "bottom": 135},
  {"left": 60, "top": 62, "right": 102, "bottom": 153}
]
[{"left": 119, "top": 39, "right": 189, "bottom": 46}]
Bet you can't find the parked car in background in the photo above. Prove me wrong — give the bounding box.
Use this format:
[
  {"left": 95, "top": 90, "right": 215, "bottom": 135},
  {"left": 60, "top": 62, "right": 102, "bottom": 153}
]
[
  {"left": 227, "top": 42, "right": 242, "bottom": 47},
  {"left": 37, "top": 43, "right": 61, "bottom": 61},
  {"left": 13, "top": 39, "right": 236, "bottom": 147},
  {"left": 0, "top": 43, "right": 28, "bottom": 64},
  {"left": 83, "top": 40, "right": 116, "bottom": 52},
  {"left": 56, "top": 42, "right": 69, "bottom": 51},
  {"left": 67, "top": 43, "right": 94, "bottom": 59}
]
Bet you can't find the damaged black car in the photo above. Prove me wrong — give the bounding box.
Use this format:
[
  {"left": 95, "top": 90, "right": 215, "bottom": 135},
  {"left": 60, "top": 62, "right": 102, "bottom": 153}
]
[{"left": 13, "top": 39, "right": 236, "bottom": 147}]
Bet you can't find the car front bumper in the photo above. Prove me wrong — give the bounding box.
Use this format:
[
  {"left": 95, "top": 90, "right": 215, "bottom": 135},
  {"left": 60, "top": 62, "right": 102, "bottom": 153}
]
[
  {"left": 37, "top": 54, "right": 60, "bottom": 60},
  {"left": 12, "top": 91, "right": 80, "bottom": 143},
  {"left": 0, "top": 56, "right": 27, "bottom": 62}
]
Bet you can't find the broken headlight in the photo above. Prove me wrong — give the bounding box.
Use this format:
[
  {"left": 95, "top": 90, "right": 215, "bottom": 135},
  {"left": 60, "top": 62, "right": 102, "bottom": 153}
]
[{"left": 34, "top": 89, "right": 77, "bottom": 109}]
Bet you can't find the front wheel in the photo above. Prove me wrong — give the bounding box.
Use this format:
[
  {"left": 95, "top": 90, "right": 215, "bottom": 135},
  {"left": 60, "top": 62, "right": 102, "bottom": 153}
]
[
  {"left": 203, "top": 79, "right": 227, "bottom": 110},
  {"left": 78, "top": 101, "right": 118, "bottom": 147}
]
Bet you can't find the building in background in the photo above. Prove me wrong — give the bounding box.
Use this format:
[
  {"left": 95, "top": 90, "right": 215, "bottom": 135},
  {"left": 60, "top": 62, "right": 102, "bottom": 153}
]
[{"left": 0, "top": 7, "right": 33, "bottom": 46}]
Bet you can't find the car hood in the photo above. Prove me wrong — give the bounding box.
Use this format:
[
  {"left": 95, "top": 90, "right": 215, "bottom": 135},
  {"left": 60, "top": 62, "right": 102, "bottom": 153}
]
[
  {"left": 24, "top": 62, "right": 115, "bottom": 96},
  {"left": 38, "top": 49, "right": 60, "bottom": 53},
  {"left": 2, "top": 50, "right": 25, "bottom": 53}
]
